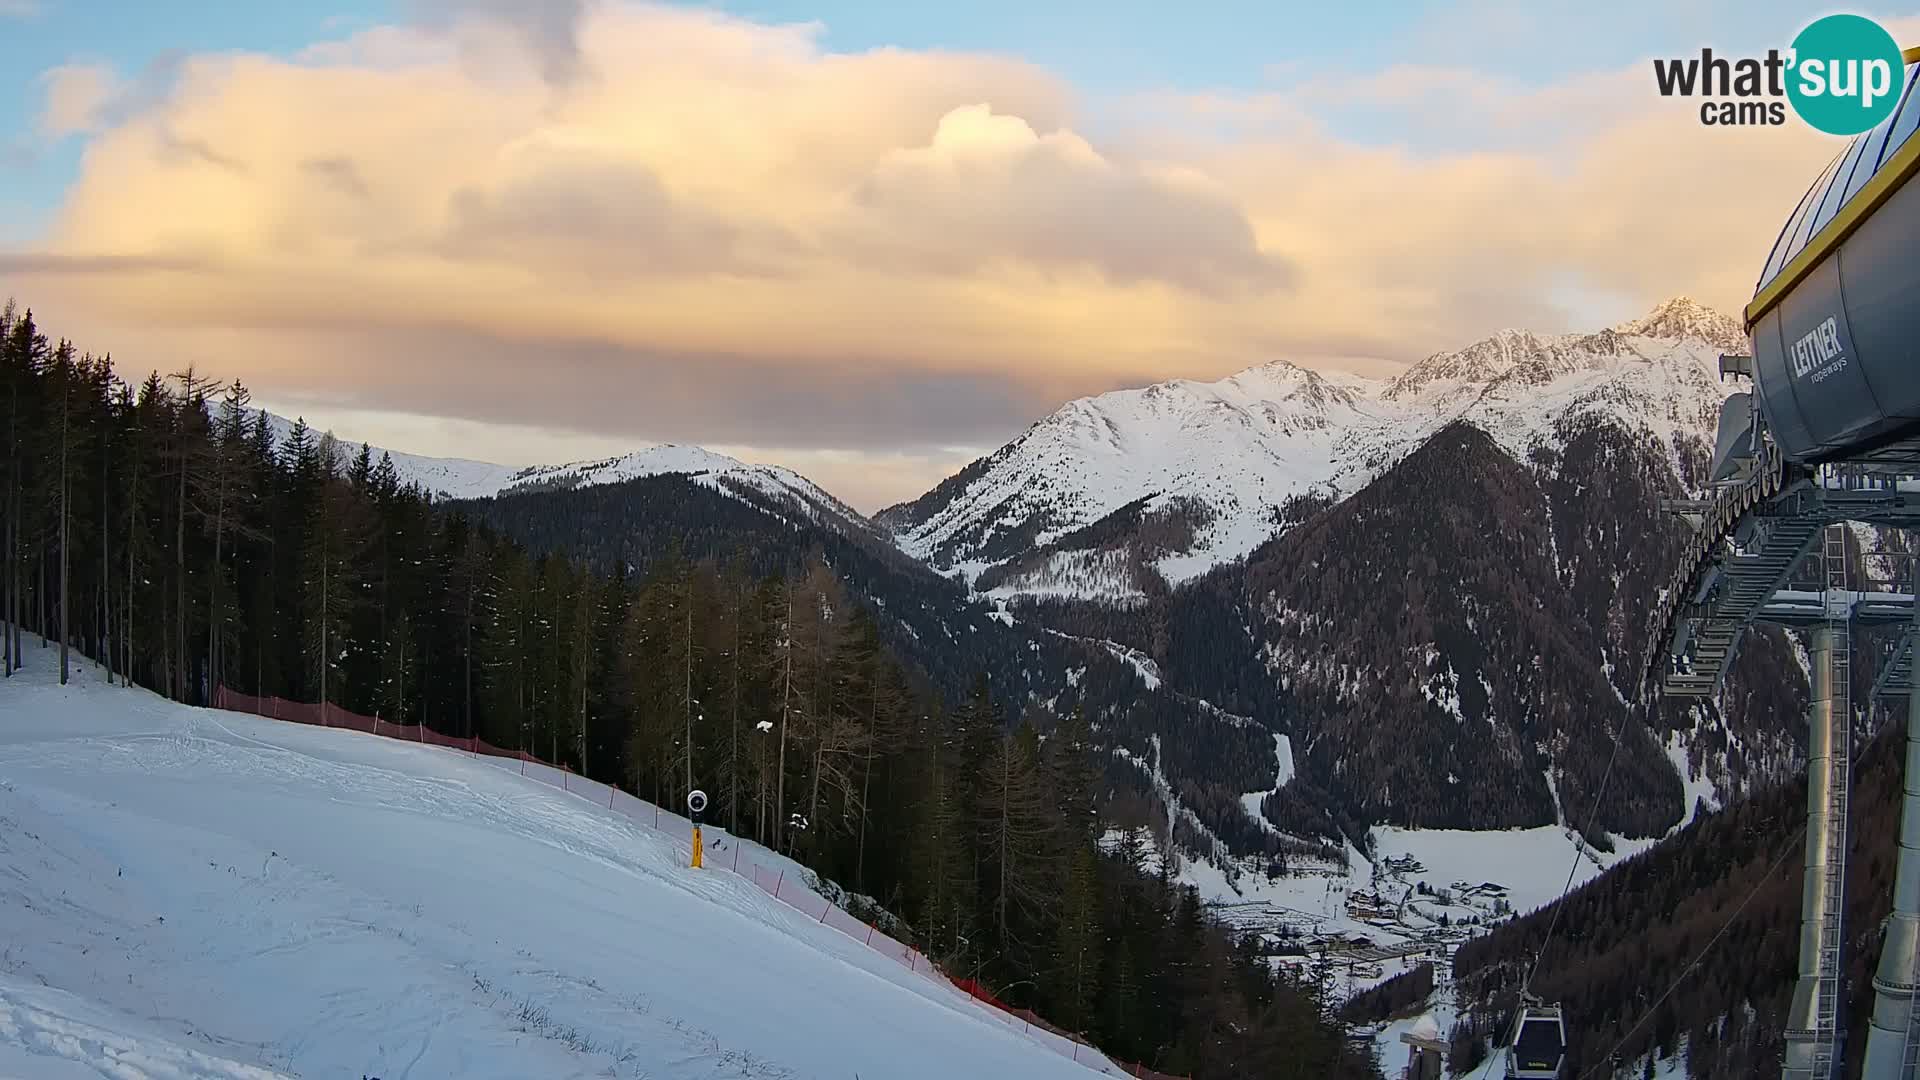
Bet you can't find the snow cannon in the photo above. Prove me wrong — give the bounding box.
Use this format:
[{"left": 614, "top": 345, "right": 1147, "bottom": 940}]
[
  {"left": 1747, "top": 49, "right": 1920, "bottom": 465},
  {"left": 688, "top": 789, "right": 708, "bottom": 869}
]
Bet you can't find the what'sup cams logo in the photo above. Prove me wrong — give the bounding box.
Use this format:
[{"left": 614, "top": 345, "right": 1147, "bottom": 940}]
[{"left": 1654, "top": 14, "right": 1908, "bottom": 134}]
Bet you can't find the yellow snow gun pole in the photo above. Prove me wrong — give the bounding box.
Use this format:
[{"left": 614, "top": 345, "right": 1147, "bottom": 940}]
[{"left": 687, "top": 789, "right": 708, "bottom": 869}]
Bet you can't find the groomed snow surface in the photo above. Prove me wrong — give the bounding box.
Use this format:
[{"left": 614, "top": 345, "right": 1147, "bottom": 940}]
[{"left": 0, "top": 659, "right": 1125, "bottom": 1079}]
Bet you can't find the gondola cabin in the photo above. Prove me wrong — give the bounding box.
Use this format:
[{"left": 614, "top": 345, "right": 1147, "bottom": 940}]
[{"left": 1507, "top": 1002, "right": 1567, "bottom": 1079}]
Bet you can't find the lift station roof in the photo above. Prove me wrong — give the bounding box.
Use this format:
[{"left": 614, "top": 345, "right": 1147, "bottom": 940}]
[
  {"left": 1754, "top": 62, "right": 1920, "bottom": 303},
  {"left": 1748, "top": 57, "right": 1920, "bottom": 463}
]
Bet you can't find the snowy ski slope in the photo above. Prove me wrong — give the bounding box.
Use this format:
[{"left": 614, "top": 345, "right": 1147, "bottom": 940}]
[{"left": 0, "top": 660, "right": 1122, "bottom": 1079}]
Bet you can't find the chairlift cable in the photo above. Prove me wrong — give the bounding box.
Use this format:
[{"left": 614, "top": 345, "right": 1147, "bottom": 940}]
[
  {"left": 1572, "top": 823, "right": 1806, "bottom": 1080},
  {"left": 1468, "top": 692, "right": 1636, "bottom": 1080},
  {"left": 1525, "top": 710, "right": 1632, "bottom": 998}
]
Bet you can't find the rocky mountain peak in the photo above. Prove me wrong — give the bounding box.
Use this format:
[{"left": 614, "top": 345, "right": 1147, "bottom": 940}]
[{"left": 1613, "top": 296, "right": 1746, "bottom": 353}]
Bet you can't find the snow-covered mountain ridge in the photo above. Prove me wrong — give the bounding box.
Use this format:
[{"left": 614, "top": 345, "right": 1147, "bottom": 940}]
[
  {"left": 880, "top": 297, "right": 1742, "bottom": 600},
  {"left": 493, "top": 446, "right": 876, "bottom": 536},
  {"left": 261, "top": 412, "right": 867, "bottom": 536},
  {"left": 261, "top": 411, "right": 523, "bottom": 500}
]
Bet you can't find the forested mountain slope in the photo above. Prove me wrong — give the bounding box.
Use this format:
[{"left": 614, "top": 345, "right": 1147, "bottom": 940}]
[
  {"left": 458, "top": 468, "right": 1341, "bottom": 867},
  {"left": 1450, "top": 719, "right": 1911, "bottom": 1079},
  {"left": 1022, "top": 412, "right": 1814, "bottom": 847}
]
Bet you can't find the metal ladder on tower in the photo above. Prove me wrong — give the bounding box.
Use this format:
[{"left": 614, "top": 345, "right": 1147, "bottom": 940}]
[
  {"left": 1904, "top": 538, "right": 1920, "bottom": 1077},
  {"left": 1811, "top": 522, "right": 1853, "bottom": 1080}
]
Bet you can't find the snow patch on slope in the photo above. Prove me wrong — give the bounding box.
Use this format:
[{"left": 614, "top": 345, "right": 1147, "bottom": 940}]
[
  {"left": 982, "top": 548, "right": 1151, "bottom": 605},
  {"left": 1238, "top": 733, "right": 1296, "bottom": 833},
  {"left": 1665, "top": 731, "right": 1722, "bottom": 832}
]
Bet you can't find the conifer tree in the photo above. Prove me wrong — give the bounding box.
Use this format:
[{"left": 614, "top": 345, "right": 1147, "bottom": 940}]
[
  {"left": 49, "top": 340, "right": 77, "bottom": 683},
  {"left": 168, "top": 367, "right": 215, "bottom": 702},
  {"left": 979, "top": 722, "right": 1054, "bottom": 949},
  {"left": 302, "top": 435, "right": 371, "bottom": 713},
  {"left": 1051, "top": 843, "right": 1102, "bottom": 1032}
]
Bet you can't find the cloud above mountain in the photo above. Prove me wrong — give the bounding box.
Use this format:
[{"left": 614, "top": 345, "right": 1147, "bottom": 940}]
[{"left": 1, "top": 1, "right": 1854, "bottom": 507}]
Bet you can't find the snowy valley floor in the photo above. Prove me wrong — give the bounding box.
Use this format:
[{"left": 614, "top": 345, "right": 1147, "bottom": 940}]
[{"left": 0, "top": 658, "right": 1116, "bottom": 1080}]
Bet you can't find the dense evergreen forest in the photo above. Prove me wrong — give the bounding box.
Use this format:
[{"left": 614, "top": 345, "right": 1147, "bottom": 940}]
[{"left": 0, "top": 303, "right": 1379, "bottom": 1079}]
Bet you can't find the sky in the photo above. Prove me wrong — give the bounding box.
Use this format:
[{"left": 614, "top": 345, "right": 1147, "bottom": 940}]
[{"left": 0, "top": 1, "right": 1914, "bottom": 510}]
